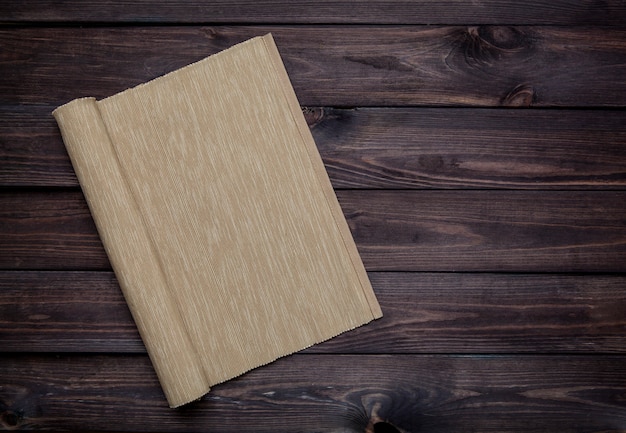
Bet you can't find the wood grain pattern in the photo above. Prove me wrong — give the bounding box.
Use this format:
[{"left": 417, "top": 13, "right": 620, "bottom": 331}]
[
  {"left": 2, "top": 26, "right": 626, "bottom": 107},
  {"left": 0, "top": 191, "right": 106, "bottom": 270},
  {"left": 1, "top": 354, "right": 625, "bottom": 432},
  {"left": 2, "top": 271, "right": 626, "bottom": 354},
  {"left": 2, "top": 0, "right": 626, "bottom": 25},
  {"left": 0, "top": 271, "right": 142, "bottom": 352},
  {"left": 3, "top": 106, "right": 626, "bottom": 189},
  {"left": 3, "top": 190, "right": 625, "bottom": 272},
  {"left": 0, "top": 105, "right": 77, "bottom": 188},
  {"left": 340, "top": 190, "right": 626, "bottom": 272},
  {"left": 313, "top": 108, "right": 626, "bottom": 189}
]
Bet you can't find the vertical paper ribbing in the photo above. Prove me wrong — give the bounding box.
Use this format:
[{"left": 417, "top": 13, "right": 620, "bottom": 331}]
[
  {"left": 260, "top": 35, "right": 383, "bottom": 319},
  {"left": 53, "top": 98, "right": 209, "bottom": 407},
  {"left": 52, "top": 34, "right": 382, "bottom": 408}
]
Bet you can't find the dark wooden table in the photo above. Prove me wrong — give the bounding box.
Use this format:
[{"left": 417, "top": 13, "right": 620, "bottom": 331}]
[{"left": 2, "top": 2, "right": 626, "bottom": 432}]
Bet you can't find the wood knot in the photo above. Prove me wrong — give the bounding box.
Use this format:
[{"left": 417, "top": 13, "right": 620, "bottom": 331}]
[
  {"left": 501, "top": 83, "right": 536, "bottom": 107},
  {"left": 463, "top": 26, "right": 533, "bottom": 65},
  {"left": 373, "top": 421, "right": 403, "bottom": 433},
  {"left": 477, "top": 26, "right": 531, "bottom": 51},
  {"left": 302, "top": 107, "right": 325, "bottom": 128},
  {"left": 1, "top": 410, "right": 22, "bottom": 427},
  {"left": 200, "top": 27, "right": 227, "bottom": 42}
]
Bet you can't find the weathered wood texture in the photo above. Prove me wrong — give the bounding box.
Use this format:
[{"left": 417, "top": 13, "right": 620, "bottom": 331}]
[
  {"left": 0, "top": 191, "right": 105, "bottom": 270},
  {"left": 3, "top": 0, "right": 626, "bottom": 25},
  {"left": 341, "top": 190, "right": 626, "bottom": 272},
  {"left": 2, "top": 26, "right": 626, "bottom": 107},
  {"left": 3, "top": 106, "right": 626, "bottom": 189},
  {"left": 1, "top": 354, "right": 625, "bottom": 432},
  {"left": 2, "top": 1, "right": 626, "bottom": 430},
  {"left": 2, "top": 271, "right": 626, "bottom": 354},
  {"left": 2, "top": 190, "right": 625, "bottom": 272}
]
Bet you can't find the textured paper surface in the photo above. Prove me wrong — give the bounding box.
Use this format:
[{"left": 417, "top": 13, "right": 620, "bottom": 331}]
[{"left": 53, "top": 34, "right": 382, "bottom": 408}]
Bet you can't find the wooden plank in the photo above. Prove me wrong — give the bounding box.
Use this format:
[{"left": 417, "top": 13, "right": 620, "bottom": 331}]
[
  {"left": 2, "top": 271, "right": 626, "bottom": 354},
  {"left": 341, "top": 190, "right": 626, "bottom": 272},
  {"left": 2, "top": 190, "right": 625, "bottom": 272},
  {"left": 2, "top": 26, "right": 626, "bottom": 107},
  {"left": 315, "top": 108, "right": 626, "bottom": 189},
  {"left": 3, "top": 106, "right": 626, "bottom": 189},
  {"left": 0, "top": 105, "right": 76, "bottom": 188},
  {"left": 2, "top": 0, "right": 626, "bottom": 25},
  {"left": 0, "top": 271, "right": 143, "bottom": 352},
  {"left": 0, "top": 191, "right": 106, "bottom": 270},
  {"left": 1, "top": 354, "right": 625, "bottom": 432}
]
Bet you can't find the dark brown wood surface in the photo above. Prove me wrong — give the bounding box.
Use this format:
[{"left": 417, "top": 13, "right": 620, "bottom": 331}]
[
  {"left": 2, "top": 27, "right": 626, "bottom": 107},
  {"left": 2, "top": 0, "right": 625, "bottom": 25},
  {"left": 2, "top": 354, "right": 626, "bottom": 432},
  {"left": 1, "top": 1, "right": 625, "bottom": 432}
]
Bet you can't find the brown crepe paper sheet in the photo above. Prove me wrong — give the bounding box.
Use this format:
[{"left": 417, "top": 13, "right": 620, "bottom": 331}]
[{"left": 53, "top": 34, "right": 382, "bottom": 408}]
